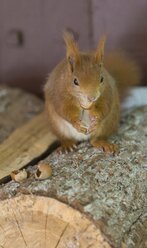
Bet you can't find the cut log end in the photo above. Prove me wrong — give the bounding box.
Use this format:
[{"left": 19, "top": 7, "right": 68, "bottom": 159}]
[{"left": 0, "top": 195, "right": 111, "bottom": 248}]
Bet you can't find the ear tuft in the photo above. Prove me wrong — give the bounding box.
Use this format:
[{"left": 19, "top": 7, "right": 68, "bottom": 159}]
[
  {"left": 95, "top": 35, "right": 106, "bottom": 64},
  {"left": 63, "top": 30, "right": 80, "bottom": 71}
]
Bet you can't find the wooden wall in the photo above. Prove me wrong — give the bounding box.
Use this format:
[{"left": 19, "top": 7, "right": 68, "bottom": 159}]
[{"left": 0, "top": 0, "right": 146, "bottom": 94}]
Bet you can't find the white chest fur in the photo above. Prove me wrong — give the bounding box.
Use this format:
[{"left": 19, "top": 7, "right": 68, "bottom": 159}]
[
  {"left": 58, "top": 117, "right": 90, "bottom": 141},
  {"left": 51, "top": 103, "right": 91, "bottom": 141}
]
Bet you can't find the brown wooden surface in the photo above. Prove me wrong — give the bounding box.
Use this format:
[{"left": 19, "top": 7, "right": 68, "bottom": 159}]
[
  {"left": 0, "top": 85, "right": 44, "bottom": 143},
  {"left": 0, "top": 194, "right": 111, "bottom": 248},
  {"left": 0, "top": 112, "right": 57, "bottom": 180},
  {"left": 0, "top": 0, "right": 147, "bottom": 94}
]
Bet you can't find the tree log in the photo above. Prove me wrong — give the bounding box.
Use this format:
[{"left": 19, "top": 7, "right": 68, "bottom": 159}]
[
  {"left": 0, "top": 194, "right": 111, "bottom": 248},
  {"left": 0, "top": 112, "right": 56, "bottom": 180},
  {"left": 0, "top": 106, "right": 146, "bottom": 248},
  {"left": 0, "top": 86, "right": 57, "bottom": 180},
  {"left": 0, "top": 85, "right": 43, "bottom": 143}
]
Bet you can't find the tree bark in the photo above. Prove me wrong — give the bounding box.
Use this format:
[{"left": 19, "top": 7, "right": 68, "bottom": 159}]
[{"left": 0, "top": 86, "right": 146, "bottom": 248}]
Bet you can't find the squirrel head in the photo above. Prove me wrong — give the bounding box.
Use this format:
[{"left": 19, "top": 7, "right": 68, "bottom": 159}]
[{"left": 63, "top": 31, "right": 106, "bottom": 109}]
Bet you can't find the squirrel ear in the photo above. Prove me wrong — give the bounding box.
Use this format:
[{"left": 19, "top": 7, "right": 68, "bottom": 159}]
[
  {"left": 63, "top": 31, "right": 80, "bottom": 72},
  {"left": 95, "top": 35, "right": 106, "bottom": 65}
]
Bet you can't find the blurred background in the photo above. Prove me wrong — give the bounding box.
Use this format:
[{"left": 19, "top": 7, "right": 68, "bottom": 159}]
[{"left": 0, "top": 0, "right": 147, "bottom": 96}]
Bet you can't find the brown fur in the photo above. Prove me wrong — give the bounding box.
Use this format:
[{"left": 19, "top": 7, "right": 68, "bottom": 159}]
[
  {"left": 44, "top": 32, "right": 141, "bottom": 153},
  {"left": 104, "top": 52, "right": 141, "bottom": 100}
]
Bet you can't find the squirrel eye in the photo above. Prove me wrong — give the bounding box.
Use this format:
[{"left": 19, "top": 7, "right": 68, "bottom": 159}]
[
  {"left": 73, "top": 78, "right": 79, "bottom": 86},
  {"left": 100, "top": 76, "right": 104, "bottom": 83}
]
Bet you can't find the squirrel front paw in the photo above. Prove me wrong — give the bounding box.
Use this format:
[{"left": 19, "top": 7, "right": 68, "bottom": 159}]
[
  {"left": 90, "top": 114, "right": 98, "bottom": 122},
  {"left": 73, "top": 121, "right": 88, "bottom": 134},
  {"left": 73, "top": 116, "right": 98, "bottom": 135},
  {"left": 87, "top": 115, "right": 98, "bottom": 133}
]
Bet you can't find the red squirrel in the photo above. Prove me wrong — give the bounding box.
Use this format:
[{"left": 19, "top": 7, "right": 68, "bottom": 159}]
[{"left": 44, "top": 31, "right": 141, "bottom": 154}]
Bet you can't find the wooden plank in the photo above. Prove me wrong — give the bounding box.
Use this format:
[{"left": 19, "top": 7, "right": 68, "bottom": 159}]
[{"left": 0, "top": 112, "right": 57, "bottom": 180}]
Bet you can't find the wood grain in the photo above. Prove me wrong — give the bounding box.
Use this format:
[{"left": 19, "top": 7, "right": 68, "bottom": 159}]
[
  {"left": 0, "top": 194, "right": 111, "bottom": 248},
  {"left": 0, "top": 112, "right": 57, "bottom": 180},
  {"left": 0, "top": 85, "right": 44, "bottom": 144}
]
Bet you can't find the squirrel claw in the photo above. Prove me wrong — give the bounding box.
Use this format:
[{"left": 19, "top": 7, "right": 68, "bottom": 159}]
[
  {"left": 90, "top": 139, "right": 118, "bottom": 155},
  {"left": 56, "top": 143, "right": 77, "bottom": 154}
]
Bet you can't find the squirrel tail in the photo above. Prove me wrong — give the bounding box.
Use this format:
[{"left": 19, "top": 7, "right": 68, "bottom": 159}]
[{"left": 104, "top": 52, "right": 141, "bottom": 101}]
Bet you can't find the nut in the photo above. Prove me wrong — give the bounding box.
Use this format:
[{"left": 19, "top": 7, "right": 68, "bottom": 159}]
[
  {"left": 11, "top": 169, "right": 28, "bottom": 182},
  {"left": 35, "top": 163, "right": 52, "bottom": 180}
]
